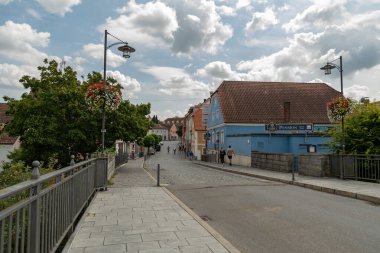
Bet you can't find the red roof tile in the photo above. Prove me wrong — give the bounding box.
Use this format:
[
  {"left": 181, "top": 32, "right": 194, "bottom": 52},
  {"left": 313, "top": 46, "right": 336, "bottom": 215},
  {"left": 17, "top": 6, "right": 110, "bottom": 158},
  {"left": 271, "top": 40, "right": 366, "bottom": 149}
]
[
  {"left": 0, "top": 103, "right": 12, "bottom": 124},
  {"left": 0, "top": 133, "right": 18, "bottom": 145},
  {"left": 216, "top": 81, "right": 341, "bottom": 124}
]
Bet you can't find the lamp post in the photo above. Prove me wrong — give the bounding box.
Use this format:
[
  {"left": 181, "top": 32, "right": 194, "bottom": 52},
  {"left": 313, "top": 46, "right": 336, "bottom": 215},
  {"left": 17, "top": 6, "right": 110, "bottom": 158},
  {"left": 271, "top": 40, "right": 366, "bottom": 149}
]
[
  {"left": 101, "top": 30, "right": 135, "bottom": 151},
  {"left": 320, "top": 56, "right": 344, "bottom": 178}
]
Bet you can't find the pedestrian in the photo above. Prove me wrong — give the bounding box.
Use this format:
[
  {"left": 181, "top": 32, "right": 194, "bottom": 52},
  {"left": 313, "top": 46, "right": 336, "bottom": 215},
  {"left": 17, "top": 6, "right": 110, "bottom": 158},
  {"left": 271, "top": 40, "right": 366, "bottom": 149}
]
[
  {"left": 219, "top": 147, "right": 226, "bottom": 167},
  {"left": 167, "top": 146, "right": 170, "bottom": 154},
  {"left": 226, "top": 145, "right": 235, "bottom": 166},
  {"left": 173, "top": 147, "right": 176, "bottom": 155},
  {"left": 189, "top": 150, "right": 193, "bottom": 160}
]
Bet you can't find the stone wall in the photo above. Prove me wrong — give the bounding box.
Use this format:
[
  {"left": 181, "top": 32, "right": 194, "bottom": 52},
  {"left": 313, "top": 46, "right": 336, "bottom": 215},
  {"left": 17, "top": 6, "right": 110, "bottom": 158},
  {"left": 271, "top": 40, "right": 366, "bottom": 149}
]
[
  {"left": 299, "top": 154, "right": 330, "bottom": 177},
  {"left": 251, "top": 152, "right": 293, "bottom": 172}
]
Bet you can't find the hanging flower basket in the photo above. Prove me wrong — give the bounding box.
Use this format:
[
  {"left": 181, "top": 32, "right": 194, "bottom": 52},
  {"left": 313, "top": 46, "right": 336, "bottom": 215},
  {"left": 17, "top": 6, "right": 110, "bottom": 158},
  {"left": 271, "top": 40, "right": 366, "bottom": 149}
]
[
  {"left": 327, "top": 96, "right": 355, "bottom": 122},
  {"left": 85, "top": 82, "right": 122, "bottom": 111}
]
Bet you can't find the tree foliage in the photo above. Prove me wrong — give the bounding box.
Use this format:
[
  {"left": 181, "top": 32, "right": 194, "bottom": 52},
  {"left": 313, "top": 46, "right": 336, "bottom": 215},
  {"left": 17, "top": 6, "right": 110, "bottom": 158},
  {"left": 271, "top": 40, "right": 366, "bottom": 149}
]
[
  {"left": 328, "top": 103, "right": 380, "bottom": 154},
  {"left": 4, "top": 59, "right": 151, "bottom": 166},
  {"left": 143, "top": 135, "right": 155, "bottom": 148},
  {"left": 151, "top": 115, "right": 159, "bottom": 124}
]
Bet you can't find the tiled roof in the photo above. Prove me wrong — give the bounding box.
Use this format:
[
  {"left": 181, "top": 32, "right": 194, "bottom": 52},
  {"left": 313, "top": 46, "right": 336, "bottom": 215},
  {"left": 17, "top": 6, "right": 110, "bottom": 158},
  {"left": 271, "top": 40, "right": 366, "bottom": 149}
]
[
  {"left": 152, "top": 124, "right": 168, "bottom": 130},
  {"left": 216, "top": 81, "right": 342, "bottom": 124},
  {"left": 0, "top": 103, "right": 12, "bottom": 124},
  {"left": 0, "top": 133, "right": 18, "bottom": 145}
]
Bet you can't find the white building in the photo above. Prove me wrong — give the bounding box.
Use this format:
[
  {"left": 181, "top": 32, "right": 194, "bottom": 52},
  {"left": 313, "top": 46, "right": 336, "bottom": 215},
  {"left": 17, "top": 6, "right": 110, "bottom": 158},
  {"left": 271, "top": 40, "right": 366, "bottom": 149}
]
[{"left": 148, "top": 124, "right": 169, "bottom": 141}]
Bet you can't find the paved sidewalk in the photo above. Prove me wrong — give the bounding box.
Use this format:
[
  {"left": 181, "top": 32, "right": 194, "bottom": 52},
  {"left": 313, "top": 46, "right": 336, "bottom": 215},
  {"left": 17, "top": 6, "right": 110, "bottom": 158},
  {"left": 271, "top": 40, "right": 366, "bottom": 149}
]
[
  {"left": 193, "top": 160, "right": 380, "bottom": 205},
  {"left": 64, "top": 158, "right": 238, "bottom": 253}
]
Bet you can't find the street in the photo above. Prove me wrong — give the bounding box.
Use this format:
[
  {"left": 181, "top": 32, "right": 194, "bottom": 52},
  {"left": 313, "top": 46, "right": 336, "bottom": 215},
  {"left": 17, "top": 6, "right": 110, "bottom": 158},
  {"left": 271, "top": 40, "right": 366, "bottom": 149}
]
[{"left": 145, "top": 141, "right": 380, "bottom": 253}]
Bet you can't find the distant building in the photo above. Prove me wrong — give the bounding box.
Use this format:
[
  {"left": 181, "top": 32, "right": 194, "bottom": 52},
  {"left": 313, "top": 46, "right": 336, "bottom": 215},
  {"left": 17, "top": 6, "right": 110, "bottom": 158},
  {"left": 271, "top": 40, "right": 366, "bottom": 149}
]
[
  {"left": 163, "top": 117, "right": 184, "bottom": 141},
  {"left": 148, "top": 124, "right": 169, "bottom": 140},
  {"left": 206, "top": 81, "right": 341, "bottom": 166},
  {"left": 0, "top": 103, "right": 20, "bottom": 167}
]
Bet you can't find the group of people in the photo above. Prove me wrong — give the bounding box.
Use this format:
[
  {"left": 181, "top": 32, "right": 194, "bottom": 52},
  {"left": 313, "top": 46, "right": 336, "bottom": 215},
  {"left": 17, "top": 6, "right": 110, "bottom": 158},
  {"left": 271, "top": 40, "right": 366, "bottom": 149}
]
[{"left": 219, "top": 145, "right": 235, "bottom": 167}]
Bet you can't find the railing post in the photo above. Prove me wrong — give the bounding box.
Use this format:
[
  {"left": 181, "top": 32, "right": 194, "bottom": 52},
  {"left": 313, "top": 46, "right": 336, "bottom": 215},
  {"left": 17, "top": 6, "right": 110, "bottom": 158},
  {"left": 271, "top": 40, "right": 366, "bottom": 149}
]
[
  {"left": 86, "top": 153, "right": 89, "bottom": 160},
  {"left": 70, "top": 155, "right": 75, "bottom": 166},
  {"left": 29, "top": 161, "right": 41, "bottom": 253},
  {"left": 157, "top": 164, "right": 160, "bottom": 187}
]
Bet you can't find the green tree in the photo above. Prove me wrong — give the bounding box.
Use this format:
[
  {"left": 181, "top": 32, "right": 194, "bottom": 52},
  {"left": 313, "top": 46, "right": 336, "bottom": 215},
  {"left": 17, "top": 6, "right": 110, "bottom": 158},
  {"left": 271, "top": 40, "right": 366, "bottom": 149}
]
[
  {"left": 328, "top": 103, "right": 380, "bottom": 154},
  {"left": 143, "top": 135, "right": 155, "bottom": 153},
  {"left": 4, "top": 59, "right": 151, "bottom": 166},
  {"left": 151, "top": 115, "right": 159, "bottom": 124},
  {"left": 150, "top": 133, "right": 162, "bottom": 146},
  {"left": 176, "top": 124, "right": 183, "bottom": 138}
]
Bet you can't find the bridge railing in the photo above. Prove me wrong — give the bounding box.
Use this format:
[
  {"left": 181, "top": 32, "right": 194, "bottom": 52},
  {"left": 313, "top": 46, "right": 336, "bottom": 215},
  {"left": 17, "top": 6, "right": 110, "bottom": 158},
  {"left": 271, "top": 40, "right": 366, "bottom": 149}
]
[{"left": 0, "top": 157, "right": 108, "bottom": 253}]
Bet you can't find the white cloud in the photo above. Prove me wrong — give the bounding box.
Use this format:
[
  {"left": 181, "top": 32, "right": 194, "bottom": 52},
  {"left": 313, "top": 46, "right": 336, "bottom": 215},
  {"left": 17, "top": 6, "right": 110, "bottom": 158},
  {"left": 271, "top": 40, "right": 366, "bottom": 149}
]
[
  {"left": 245, "top": 7, "right": 278, "bottom": 34},
  {"left": 151, "top": 109, "right": 185, "bottom": 120},
  {"left": 0, "top": 21, "right": 50, "bottom": 65},
  {"left": 101, "top": 0, "right": 233, "bottom": 56},
  {"left": 216, "top": 5, "right": 236, "bottom": 16},
  {"left": 236, "top": 0, "right": 251, "bottom": 10},
  {"left": 197, "top": 61, "right": 235, "bottom": 79},
  {"left": 141, "top": 65, "right": 210, "bottom": 97},
  {"left": 26, "top": 8, "right": 42, "bottom": 19},
  {"left": 170, "top": 0, "right": 233, "bottom": 55},
  {"left": 0, "top": 0, "right": 13, "bottom": 5},
  {"left": 83, "top": 43, "right": 126, "bottom": 68},
  {"left": 37, "top": 0, "right": 81, "bottom": 16},
  {"left": 103, "top": 1, "right": 178, "bottom": 48},
  {"left": 140, "top": 66, "right": 189, "bottom": 81},
  {"left": 106, "top": 70, "right": 141, "bottom": 99},
  {"left": 283, "top": 0, "right": 347, "bottom": 33},
  {"left": 159, "top": 75, "right": 210, "bottom": 97},
  {"left": 0, "top": 64, "right": 39, "bottom": 88},
  {"left": 345, "top": 85, "right": 369, "bottom": 101}
]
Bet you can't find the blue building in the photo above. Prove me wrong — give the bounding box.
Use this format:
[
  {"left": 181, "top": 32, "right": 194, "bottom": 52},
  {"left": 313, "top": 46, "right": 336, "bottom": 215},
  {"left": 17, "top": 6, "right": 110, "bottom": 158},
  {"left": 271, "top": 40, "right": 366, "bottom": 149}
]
[{"left": 206, "top": 81, "right": 342, "bottom": 166}]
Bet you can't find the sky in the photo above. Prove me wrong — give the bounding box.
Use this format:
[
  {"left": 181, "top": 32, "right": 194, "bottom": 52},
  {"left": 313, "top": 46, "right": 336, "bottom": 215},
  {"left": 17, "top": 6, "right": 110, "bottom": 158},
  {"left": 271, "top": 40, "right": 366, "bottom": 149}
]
[{"left": 0, "top": 0, "right": 380, "bottom": 120}]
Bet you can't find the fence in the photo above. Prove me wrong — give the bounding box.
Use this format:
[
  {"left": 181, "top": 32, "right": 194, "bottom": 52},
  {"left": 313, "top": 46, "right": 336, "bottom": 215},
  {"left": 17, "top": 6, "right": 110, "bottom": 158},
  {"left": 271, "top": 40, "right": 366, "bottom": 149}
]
[
  {"left": 115, "top": 152, "right": 128, "bottom": 168},
  {"left": 0, "top": 157, "right": 108, "bottom": 253},
  {"left": 330, "top": 154, "right": 380, "bottom": 182}
]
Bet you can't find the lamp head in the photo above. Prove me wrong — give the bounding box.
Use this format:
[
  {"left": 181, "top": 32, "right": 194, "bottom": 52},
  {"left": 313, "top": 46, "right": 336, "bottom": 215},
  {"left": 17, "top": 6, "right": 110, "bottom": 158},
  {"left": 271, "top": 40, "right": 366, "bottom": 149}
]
[
  {"left": 118, "top": 44, "right": 135, "bottom": 59},
  {"left": 320, "top": 63, "right": 336, "bottom": 75}
]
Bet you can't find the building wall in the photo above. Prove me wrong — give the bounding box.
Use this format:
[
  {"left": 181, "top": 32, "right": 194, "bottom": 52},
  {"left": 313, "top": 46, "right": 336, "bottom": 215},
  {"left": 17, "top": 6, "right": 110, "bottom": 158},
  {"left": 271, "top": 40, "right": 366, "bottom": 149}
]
[{"left": 148, "top": 129, "right": 168, "bottom": 140}]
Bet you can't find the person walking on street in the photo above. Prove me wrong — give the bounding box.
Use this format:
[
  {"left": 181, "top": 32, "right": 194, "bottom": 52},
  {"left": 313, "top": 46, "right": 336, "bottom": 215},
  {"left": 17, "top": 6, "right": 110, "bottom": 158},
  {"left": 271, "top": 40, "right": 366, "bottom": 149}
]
[
  {"left": 227, "top": 145, "right": 235, "bottom": 166},
  {"left": 173, "top": 147, "right": 176, "bottom": 155},
  {"left": 167, "top": 146, "right": 170, "bottom": 154},
  {"left": 219, "top": 147, "right": 226, "bottom": 167}
]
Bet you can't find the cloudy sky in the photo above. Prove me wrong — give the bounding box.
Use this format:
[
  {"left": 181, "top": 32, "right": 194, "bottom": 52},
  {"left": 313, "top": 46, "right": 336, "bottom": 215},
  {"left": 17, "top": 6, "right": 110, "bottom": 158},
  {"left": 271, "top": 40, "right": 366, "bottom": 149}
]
[{"left": 1, "top": 0, "right": 379, "bottom": 120}]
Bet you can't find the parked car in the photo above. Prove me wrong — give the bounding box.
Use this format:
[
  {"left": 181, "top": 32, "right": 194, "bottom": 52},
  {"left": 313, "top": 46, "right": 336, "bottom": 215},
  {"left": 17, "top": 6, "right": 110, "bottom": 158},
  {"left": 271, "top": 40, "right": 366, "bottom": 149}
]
[
  {"left": 148, "top": 148, "right": 155, "bottom": 155},
  {"left": 159, "top": 141, "right": 164, "bottom": 145},
  {"left": 155, "top": 145, "right": 161, "bottom": 151}
]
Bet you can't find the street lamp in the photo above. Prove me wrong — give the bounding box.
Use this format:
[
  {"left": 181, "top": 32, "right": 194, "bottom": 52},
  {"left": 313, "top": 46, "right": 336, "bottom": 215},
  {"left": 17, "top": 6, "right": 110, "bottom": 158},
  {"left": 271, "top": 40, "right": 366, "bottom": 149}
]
[
  {"left": 321, "top": 55, "right": 344, "bottom": 178},
  {"left": 101, "top": 30, "right": 135, "bottom": 151}
]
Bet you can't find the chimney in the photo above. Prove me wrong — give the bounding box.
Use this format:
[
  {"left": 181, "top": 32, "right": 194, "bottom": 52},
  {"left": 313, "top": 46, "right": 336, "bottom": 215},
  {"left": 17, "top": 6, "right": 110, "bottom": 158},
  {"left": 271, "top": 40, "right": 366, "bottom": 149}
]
[{"left": 284, "top": 102, "right": 290, "bottom": 122}]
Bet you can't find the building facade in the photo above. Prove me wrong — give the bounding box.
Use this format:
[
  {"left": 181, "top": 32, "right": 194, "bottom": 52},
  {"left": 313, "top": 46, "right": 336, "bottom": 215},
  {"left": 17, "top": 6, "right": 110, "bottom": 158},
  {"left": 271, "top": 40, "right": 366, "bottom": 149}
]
[
  {"left": 148, "top": 124, "right": 169, "bottom": 140},
  {"left": 206, "top": 81, "right": 341, "bottom": 166}
]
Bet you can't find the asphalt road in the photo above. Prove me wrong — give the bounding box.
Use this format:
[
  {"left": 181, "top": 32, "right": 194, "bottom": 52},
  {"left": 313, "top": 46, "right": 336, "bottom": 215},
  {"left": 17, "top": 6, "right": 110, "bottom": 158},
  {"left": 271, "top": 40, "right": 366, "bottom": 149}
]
[{"left": 145, "top": 141, "right": 380, "bottom": 253}]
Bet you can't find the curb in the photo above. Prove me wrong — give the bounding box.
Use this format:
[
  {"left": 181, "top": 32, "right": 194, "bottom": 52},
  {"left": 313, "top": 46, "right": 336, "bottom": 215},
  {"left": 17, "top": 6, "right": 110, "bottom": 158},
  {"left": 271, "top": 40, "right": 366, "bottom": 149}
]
[{"left": 193, "top": 162, "right": 380, "bottom": 205}]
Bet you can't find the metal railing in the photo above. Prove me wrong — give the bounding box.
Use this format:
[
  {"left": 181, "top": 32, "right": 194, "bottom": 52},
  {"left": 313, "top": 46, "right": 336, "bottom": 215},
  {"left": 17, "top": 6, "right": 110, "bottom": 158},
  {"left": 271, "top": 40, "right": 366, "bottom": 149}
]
[
  {"left": 330, "top": 154, "right": 380, "bottom": 182},
  {"left": 115, "top": 152, "right": 128, "bottom": 167},
  {"left": 0, "top": 157, "right": 108, "bottom": 253}
]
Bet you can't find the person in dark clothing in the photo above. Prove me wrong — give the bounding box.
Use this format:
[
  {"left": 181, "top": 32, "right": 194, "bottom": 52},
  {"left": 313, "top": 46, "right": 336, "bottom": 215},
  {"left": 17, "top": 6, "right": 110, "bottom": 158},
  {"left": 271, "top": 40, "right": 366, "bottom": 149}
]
[{"left": 219, "top": 147, "right": 226, "bottom": 167}]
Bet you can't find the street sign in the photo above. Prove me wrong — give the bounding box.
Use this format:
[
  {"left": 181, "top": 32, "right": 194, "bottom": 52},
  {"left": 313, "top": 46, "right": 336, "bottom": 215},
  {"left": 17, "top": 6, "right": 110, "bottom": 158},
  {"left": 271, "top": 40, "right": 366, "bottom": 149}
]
[{"left": 265, "top": 123, "right": 313, "bottom": 131}]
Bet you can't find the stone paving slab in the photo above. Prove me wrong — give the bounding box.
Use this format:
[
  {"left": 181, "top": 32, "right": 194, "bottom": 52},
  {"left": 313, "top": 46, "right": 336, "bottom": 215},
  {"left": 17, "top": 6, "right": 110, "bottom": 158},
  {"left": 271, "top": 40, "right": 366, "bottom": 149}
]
[
  {"left": 64, "top": 159, "right": 239, "bottom": 253},
  {"left": 65, "top": 187, "right": 232, "bottom": 253},
  {"left": 193, "top": 161, "right": 380, "bottom": 204}
]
